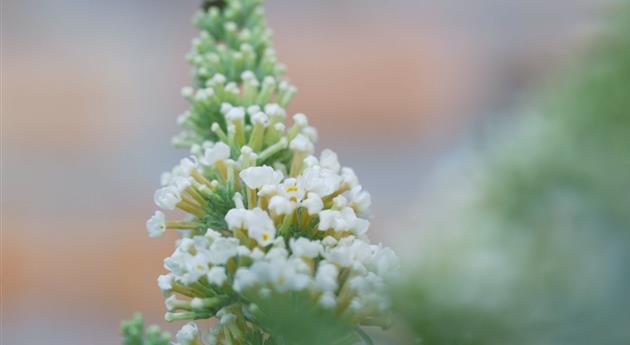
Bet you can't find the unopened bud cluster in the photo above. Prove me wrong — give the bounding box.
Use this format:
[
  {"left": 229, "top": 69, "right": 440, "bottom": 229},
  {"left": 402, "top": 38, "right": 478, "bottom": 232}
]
[
  {"left": 142, "top": 1, "right": 399, "bottom": 344},
  {"left": 173, "top": 0, "right": 296, "bottom": 148}
]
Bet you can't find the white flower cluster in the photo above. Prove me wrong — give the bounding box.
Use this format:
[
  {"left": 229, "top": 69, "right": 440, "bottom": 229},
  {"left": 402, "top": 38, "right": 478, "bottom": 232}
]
[
  {"left": 147, "top": 105, "right": 398, "bottom": 343},
  {"left": 160, "top": 227, "right": 397, "bottom": 314},
  {"left": 138, "top": 1, "right": 399, "bottom": 344}
]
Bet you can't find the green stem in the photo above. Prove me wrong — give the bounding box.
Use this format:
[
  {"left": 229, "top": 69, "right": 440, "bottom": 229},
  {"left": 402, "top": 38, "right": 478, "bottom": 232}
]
[{"left": 355, "top": 327, "right": 374, "bottom": 345}]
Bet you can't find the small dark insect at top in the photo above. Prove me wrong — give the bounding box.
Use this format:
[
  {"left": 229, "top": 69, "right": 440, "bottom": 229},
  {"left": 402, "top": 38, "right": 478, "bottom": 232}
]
[{"left": 202, "top": 0, "right": 226, "bottom": 11}]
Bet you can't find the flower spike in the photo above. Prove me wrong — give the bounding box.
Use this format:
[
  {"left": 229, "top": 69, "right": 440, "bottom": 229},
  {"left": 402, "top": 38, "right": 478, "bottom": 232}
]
[{"left": 135, "top": 0, "right": 399, "bottom": 343}]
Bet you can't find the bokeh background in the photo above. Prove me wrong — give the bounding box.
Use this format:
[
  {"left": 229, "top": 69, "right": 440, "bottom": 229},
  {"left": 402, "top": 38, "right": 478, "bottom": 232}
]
[{"left": 2, "top": 0, "right": 613, "bottom": 344}]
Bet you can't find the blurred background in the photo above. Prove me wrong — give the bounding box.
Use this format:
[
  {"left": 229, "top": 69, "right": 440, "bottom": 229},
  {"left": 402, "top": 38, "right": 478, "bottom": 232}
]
[{"left": 3, "top": 0, "right": 624, "bottom": 344}]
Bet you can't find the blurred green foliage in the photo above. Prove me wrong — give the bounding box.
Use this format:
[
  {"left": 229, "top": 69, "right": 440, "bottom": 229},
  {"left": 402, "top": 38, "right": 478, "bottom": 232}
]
[
  {"left": 394, "top": 5, "right": 630, "bottom": 345},
  {"left": 247, "top": 292, "right": 361, "bottom": 345},
  {"left": 122, "top": 313, "right": 171, "bottom": 345}
]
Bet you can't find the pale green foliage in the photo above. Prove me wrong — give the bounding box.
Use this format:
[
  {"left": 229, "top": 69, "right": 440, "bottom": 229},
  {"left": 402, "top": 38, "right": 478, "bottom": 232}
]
[
  {"left": 393, "top": 6, "right": 630, "bottom": 345},
  {"left": 122, "top": 313, "right": 171, "bottom": 345}
]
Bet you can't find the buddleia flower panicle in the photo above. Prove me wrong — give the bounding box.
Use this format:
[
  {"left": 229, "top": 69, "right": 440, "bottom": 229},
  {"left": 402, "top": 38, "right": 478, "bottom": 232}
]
[{"left": 139, "top": 1, "right": 399, "bottom": 344}]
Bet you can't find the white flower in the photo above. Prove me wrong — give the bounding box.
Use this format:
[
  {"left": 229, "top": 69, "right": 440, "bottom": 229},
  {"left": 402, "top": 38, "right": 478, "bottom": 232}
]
[
  {"left": 217, "top": 308, "right": 236, "bottom": 325},
  {"left": 273, "top": 121, "right": 285, "bottom": 132},
  {"left": 239, "top": 166, "right": 282, "bottom": 189},
  {"left": 225, "top": 106, "right": 245, "bottom": 122},
  {"left": 173, "top": 157, "right": 198, "bottom": 177},
  {"left": 225, "top": 208, "right": 277, "bottom": 246},
  {"left": 175, "top": 322, "right": 198, "bottom": 345},
  {"left": 323, "top": 241, "right": 354, "bottom": 267},
  {"left": 349, "top": 299, "right": 363, "bottom": 311},
  {"left": 352, "top": 217, "right": 370, "bottom": 236},
  {"left": 318, "top": 210, "right": 337, "bottom": 231},
  {"left": 154, "top": 186, "right": 181, "bottom": 210},
  {"left": 289, "top": 134, "right": 314, "bottom": 153},
  {"left": 177, "top": 238, "right": 196, "bottom": 252},
  {"left": 247, "top": 105, "right": 262, "bottom": 115},
  {"left": 239, "top": 145, "right": 257, "bottom": 165},
  {"left": 190, "top": 297, "right": 205, "bottom": 310},
  {"left": 251, "top": 111, "right": 269, "bottom": 125},
  {"left": 319, "top": 149, "right": 340, "bottom": 173},
  {"left": 329, "top": 207, "right": 371, "bottom": 236},
  {"left": 208, "top": 238, "right": 239, "bottom": 264},
  {"left": 341, "top": 167, "right": 359, "bottom": 188},
  {"left": 207, "top": 266, "right": 228, "bottom": 286},
  {"left": 322, "top": 236, "right": 338, "bottom": 247},
  {"left": 279, "top": 178, "right": 305, "bottom": 203},
  {"left": 303, "top": 155, "right": 319, "bottom": 169},
  {"left": 250, "top": 247, "right": 265, "bottom": 260},
  {"left": 183, "top": 253, "right": 209, "bottom": 284},
  {"left": 181, "top": 86, "right": 194, "bottom": 98},
  {"left": 258, "top": 184, "right": 278, "bottom": 197},
  {"left": 164, "top": 247, "right": 190, "bottom": 274},
  {"left": 233, "top": 192, "right": 245, "bottom": 209},
  {"left": 269, "top": 195, "right": 295, "bottom": 215},
  {"left": 221, "top": 102, "right": 233, "bottom": 114},
  {"left": 241, "top": 70, "right": 256, "bottom": 81},
  {"left": 300, "top": 165, "right": 342, "bottom": 197},
  {"left": 273, "top": 237, "right": 286, "bottom": 248},
  {"left": 205, "top": 228, "right": 222, "bottom": 241},
  {"left": 233, "top": 267, "right": 258, "bottom": 292},
  {"left": 190, "top": 143, "right": 202, "bottom": 156},
  {"left": 293, "top": 113, "right": 308, "bottom": 127},
  {"left": 157, "top": 274, "right": 173, "bottom": 291},
  {"left": 165, "top": 294, "right": 179, "bottom": 311},
  {"left": 201, "top": 142, "right": 231, "bottom": 166},
  {"left": 315, "top": 261, "right": 339, "bottom": 292},
  {"left": 210, "top": 73, "right": 226, "bottom": 84},
  {"left": 249, "top": 261, "right": 272, "bottom": 281},
  {"left": 290, "top": 238, "right": 322, "bottom": 258},
  {"left": 194, "top": 88, "right": 213, "bottom": 102},
  {"left": 247, "top": 223, "right": 276, "bottom": 247},
  {"left": 146, "top": 211, "right": 166, "bottom": 238},
  {"left": 225, "top": 208, "right": 249, "bottom": 230},
  {"left": 301, "top": 192, "right": 323, "bottom": 214},
  {"left": 160, "top": 171, "right": 172, "bottom": 186},
  {"left": 291, "top": 257, "right": 312, "bottom": 274},
  {"left": 264, "top": 103, "right": 286, "bottom": 120},
  {"left": 332, "top": 195, "right": 348, "bottom": 209},
  {"left": 369, "top": 246, "right": 400, "bottom": 278},
  {"left": 240, "top": 145, "right": 254, "bottom": 155},
  {"left": 268, "top": 260, "right": 311, "bottom": 292},
  {"left": 348, "top": 276, "right": 370, "bottom": 293},
  {"left": 237, "top": 245, "right": 251, "bottom": 256},
  {"left": 193, "top": 235, "right": 210, "bottom": 250},
  {"left": 266, "top": 247, "right": 289, "bottom": 260},
  {"left": 349, "top": 186, "right": 372, "bottom": 215},
  {"left": 170, "top": 176, "right": 192, "bottom": 193},
  {"left": 302, "top": 126, "right": 318, "bottom": 143},
  {"left": 319, "top": 291, "right": 337, "bottom": 309},
  {"left": 318, "top": 207, "right": 369, "bottom": 235},
  {"left": 247, "top": 210, "right": 276, "bottom": 246}
]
